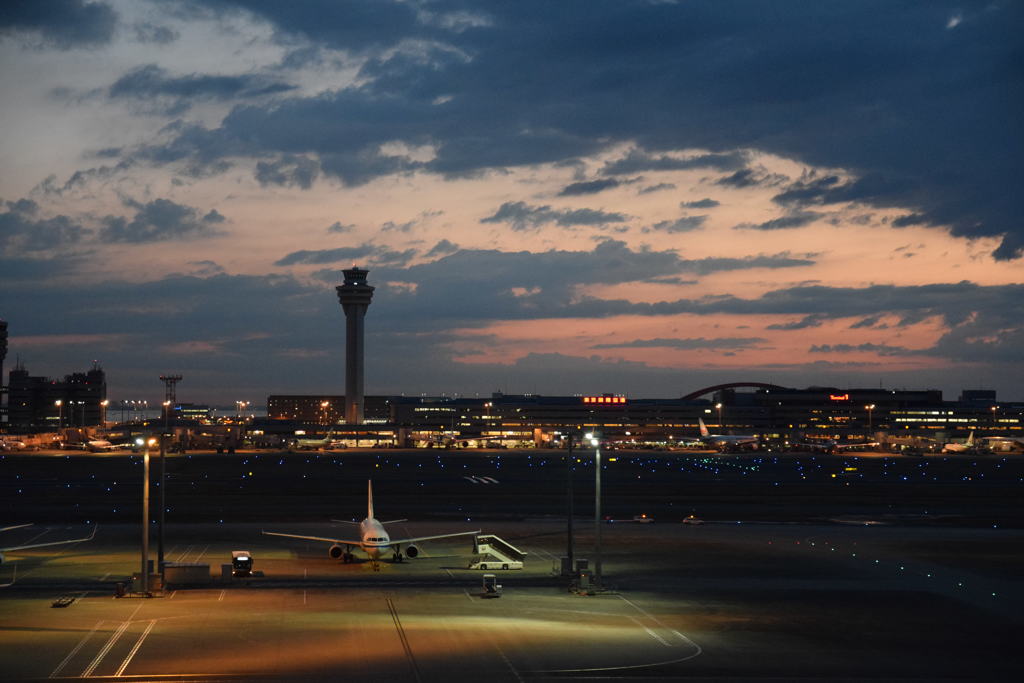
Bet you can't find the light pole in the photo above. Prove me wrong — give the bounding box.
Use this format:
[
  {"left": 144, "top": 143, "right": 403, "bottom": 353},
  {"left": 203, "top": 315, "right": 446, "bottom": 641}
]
[
  {"left": 865, "top": 404, "right": 876, "bottom": 434},
  {"left": 586, "top": 431, "right": 603, "bottom": 590},
  {"left": 320, "top": 400, "right": 330, "bottom": 427},
  {"left": 158, "top": 401, "right": 170, "bottom": 573},
  {"left": 100, "top": 399, "right": 109, "bottom": 426},
  {"left": 716, "top": 402, "right": 723, "bottom": 428},
  {"left": 565, "top": 431, "right": 575, "bottom": 576},
  {"left": 991, "top": 405, "right": 998, "bottom": 428},
  {"left": 140, "top": 436, "right": 156, "bottom": 595},
  {"left": 55, "top": 399, "right": 63, "bottom": 431}
]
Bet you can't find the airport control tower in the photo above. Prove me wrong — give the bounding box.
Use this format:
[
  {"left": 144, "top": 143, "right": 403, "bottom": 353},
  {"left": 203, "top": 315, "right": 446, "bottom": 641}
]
[{"left": 336, "top": 268, "right": 374, "bottom": 424}]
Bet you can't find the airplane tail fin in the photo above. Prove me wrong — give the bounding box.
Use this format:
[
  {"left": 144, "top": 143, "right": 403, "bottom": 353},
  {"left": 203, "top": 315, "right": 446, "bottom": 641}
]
[
  {"left": 966, "top": 430, "right": 974, "bottom": 447},
  {"left": 698, "top": 418, "right": 710, "bottom": 437},
  {"left": 367, "top": 480, "right": 375, "bottom": 520}
]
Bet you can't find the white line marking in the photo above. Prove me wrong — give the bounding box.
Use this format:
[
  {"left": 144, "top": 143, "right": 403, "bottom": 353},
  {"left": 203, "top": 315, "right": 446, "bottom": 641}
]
[
  {"left": 490, "top": 636, "right": 524, "bottom": 683},
  {"left": 218, "top": 589, "right": 226, "bottom": 602},
  {"left": 463, "top": 589, "right": 476, "bottom": 603},
  {"left": 81, "top": 600, "right": 146, "bottom": 677},
  {"left": 445, "top": 568, "right": 454, "bottom": 578},
  {"left": 50, "top": 620, "right": 105, "bottom": 678},
  {"left": 629, "top": 615, "right": 670, "bottom": 647},
  {"left": 99, "top": 572, "right": 111, "bottom": 581},
  {"left": 81, "top": 620, "right": 131, "bottom": 677},
  {"left": 167, "top": 590, "right": 177, "bottom": 599},
  {"left": 114, "top": 619, "right": 156, "bottom": 676},
  {"left": 303, "top": 590, "right": 307, "bottom": 605},
  {"left": 195, "top": 544, "right": 209, "bottom": 561}
]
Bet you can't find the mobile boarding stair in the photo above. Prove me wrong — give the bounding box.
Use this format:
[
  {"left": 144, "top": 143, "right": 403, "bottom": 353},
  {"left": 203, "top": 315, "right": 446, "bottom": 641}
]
[{"left": 468, "top": 535, "right": 527, "bottom": 570}]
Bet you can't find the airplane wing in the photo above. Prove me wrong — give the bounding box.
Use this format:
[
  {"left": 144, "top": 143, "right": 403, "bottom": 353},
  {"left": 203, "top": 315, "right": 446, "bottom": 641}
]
[
  {"left": 1, "top": 525, "right": 96, "bottom": 552},
  {"left": 261, "top": 530, "right": 364, "bottom": 547},
  {"left": 388, "top": 530, "right": 481, "bottom": 545}
]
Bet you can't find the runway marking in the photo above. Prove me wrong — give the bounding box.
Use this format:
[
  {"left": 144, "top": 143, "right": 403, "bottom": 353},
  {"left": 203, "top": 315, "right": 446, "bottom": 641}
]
[
  {"left": 81, "top": 619, "right": 131, "bottom": 677},
  {"left": 629, "top": 615, "right": 670, "bottom": 647},
  {"left": 488, "top": 633, "right": 524, "bottom": 683},
  {"left": 195, "top": 544, "right": 210, "bottom": 561},
  {"left": 445, "top": 568, "right": 455, "bottom": 578},
  {"left": 385, "top": 597, "right": 422, "bottom": 683},
  {"left": 114, "top": 619, "right": 156, "bottom": 676},
  {"left": 49, "top": 620, "right": 105, "bottom": 678},
  {"left": 99, "top": 572, "right": 111, "bottom": 581},
  {"left": 463, "top": 589, "right": 476, "bottom": 603},
  {"left": 78, "top": 601, "right": 146, "bottom": 678},
  {"left": 218, "top": 590, "right": 226, "bottom": 602},
  {"left": 167, "top": 590, "right": 177, "bottom": 599}
]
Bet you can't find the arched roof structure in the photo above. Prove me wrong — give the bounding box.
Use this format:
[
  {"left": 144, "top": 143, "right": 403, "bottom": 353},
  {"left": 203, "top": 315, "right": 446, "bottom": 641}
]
[{"left": 680, "top": 382, "right": 789, "bottom": 401}]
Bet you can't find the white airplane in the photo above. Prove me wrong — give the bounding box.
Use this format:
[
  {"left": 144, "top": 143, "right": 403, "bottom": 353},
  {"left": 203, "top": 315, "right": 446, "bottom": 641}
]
[
  {"left": 262, "top": 480, "right": 480, "bottom": 564},
  {"left": 942, "top": 431, "right": 975, "bottom": 453},
  {"left": 698, "top": 418, "right": 759, "bottom": 450},
  {"left": 292, "top": 431, "right": 344, "bottom": 450},
  {"left": 1, "top": 525, "right": 97, "bottom": 566},
  {"left": 86, "top": 439, "right": 122, "bottom": 452}
]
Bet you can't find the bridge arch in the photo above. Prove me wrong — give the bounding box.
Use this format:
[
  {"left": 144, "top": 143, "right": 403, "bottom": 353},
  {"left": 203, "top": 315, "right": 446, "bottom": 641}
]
[{"left": 680, "top": 382, "right": 789, "bottom": 401}]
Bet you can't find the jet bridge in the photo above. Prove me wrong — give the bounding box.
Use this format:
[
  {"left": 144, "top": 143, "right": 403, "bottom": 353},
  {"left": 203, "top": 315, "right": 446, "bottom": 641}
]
[{"left": 468, "top": 534, "right": 526, "bottom": 570}]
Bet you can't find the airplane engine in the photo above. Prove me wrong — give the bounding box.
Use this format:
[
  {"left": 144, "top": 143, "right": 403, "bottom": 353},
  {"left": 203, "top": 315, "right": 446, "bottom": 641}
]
[
  {"left": 328, "top": 545, "right": 344, "bottom": 560},
  {"left": 405, "top": 544, "right": 419, "bottom": 559}
]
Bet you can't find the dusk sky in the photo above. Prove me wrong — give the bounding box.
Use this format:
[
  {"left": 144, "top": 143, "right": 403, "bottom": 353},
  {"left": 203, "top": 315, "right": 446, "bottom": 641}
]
[{"left": 1, "top": 0, "right": 1022, "bottom": 405}]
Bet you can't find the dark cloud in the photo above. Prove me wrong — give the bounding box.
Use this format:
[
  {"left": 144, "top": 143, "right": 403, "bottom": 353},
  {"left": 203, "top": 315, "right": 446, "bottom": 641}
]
[
  {"left": 109, "top": 64, "right": 297, "bottom": 115},
  {"left": 425, "top": 239, "right": 459, "bottom": 257},
  {"left": 592, "top": 337, "right": 766, "bottom": 350},
  {"left": 738, "top": 211, "right": 823, "bottom": 231},
  {"left": 601, "top": 149, "right": 746, "bottom": 175},
  {"left": 275, "top": 243, "right": 416, "bottom": 267},
  {"left": 638, "top": 183, "right": 676, "bottom": 195},
  {"left": 558, "top": 178, "right": 622, "bottom": 196},
  {"left": 326, "top": 221, "right": 354, "bottom": 234},
  {"left": 681, "top": 198, "right": 719, "bottom": 209},
  {"left": 0, "top": 198, "right": 90, "bottom": 252},
  {"left": 125, "top": 2, "right": 1023, "bottom": 258},
  {"left": 480, "top": 201, "right": 628, "bottom": 231},
  {"left": 254, "top": 155, "right": 319, "bottom": 189},
  {"left": 810, "top": 342, "right": 918, "bottom": 356},
  {"left": 0, "top": 0, "right": 116, "bottom": 48},
  {"left": 683, "top": 253, "right": 814, "bottom": 275},
  {"left": 716, "top": 167, "right": 788, "bottom": 189},
  {"left": 98, "top": 198, "right": 226, "bottom": 243},
  {"left": 766, "top": 314, "right": 825, "bottom": 330},
  {"left": 647, "top": 216, "right": 707, "bottom": 233}
]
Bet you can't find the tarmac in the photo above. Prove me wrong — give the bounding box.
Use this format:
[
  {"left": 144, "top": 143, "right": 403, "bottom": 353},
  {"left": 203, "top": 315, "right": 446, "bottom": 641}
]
[{"left": 1, "top": 450, "right": 1022, "bottom": 681}]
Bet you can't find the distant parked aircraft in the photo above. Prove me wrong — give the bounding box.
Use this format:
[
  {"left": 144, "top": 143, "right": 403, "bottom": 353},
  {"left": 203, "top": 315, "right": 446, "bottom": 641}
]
[
  {"left": 698, "top": 418, "right": 759, "bottom": 450},
  {"left": 263, "top": 480, "right": 479, "bottom": 565},
  {"left": 942, "top": 431, "right": 976, "bottom": 453}
]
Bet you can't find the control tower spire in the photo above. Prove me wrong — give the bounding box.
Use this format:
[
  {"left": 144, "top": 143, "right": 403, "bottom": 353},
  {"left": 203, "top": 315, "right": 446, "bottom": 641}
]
[{"left": 335, "top": 267, "right": 374, "bottom": 424}]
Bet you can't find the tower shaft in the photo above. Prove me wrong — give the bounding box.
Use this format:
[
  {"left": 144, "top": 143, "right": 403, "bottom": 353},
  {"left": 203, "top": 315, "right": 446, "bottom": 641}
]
[{"left": 336, "top": 268, "right": 374, "bottom": 424}]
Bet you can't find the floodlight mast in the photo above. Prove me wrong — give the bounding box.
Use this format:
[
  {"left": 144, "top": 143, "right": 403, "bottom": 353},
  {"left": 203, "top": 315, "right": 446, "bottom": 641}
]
[{"left": 586, "top": 432, "right": 603, "bottom": 590}]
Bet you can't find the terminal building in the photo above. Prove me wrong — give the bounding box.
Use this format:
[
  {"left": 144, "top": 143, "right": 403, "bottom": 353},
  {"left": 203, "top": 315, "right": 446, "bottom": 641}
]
[{"left": 256, "top": 385, "right": 1021, "bottom": 449}]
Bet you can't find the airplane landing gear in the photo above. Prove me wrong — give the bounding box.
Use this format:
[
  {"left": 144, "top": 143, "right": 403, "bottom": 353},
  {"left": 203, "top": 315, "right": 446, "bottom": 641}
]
[
  {"left": 342, "top": 551, "right": 355, "bottom": 564},
  {"left": 391, "top": 552, "right": 404, "bottom": 563}
]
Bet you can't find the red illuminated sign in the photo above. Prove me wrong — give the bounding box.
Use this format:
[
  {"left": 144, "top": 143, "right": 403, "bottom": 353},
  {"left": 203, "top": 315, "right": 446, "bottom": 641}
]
[
  {"left": 582, "top": 396, "right": 627, "bottom": 405},
  {"left": 829, "top": 393, "right": 850, "bottom": 401}
]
